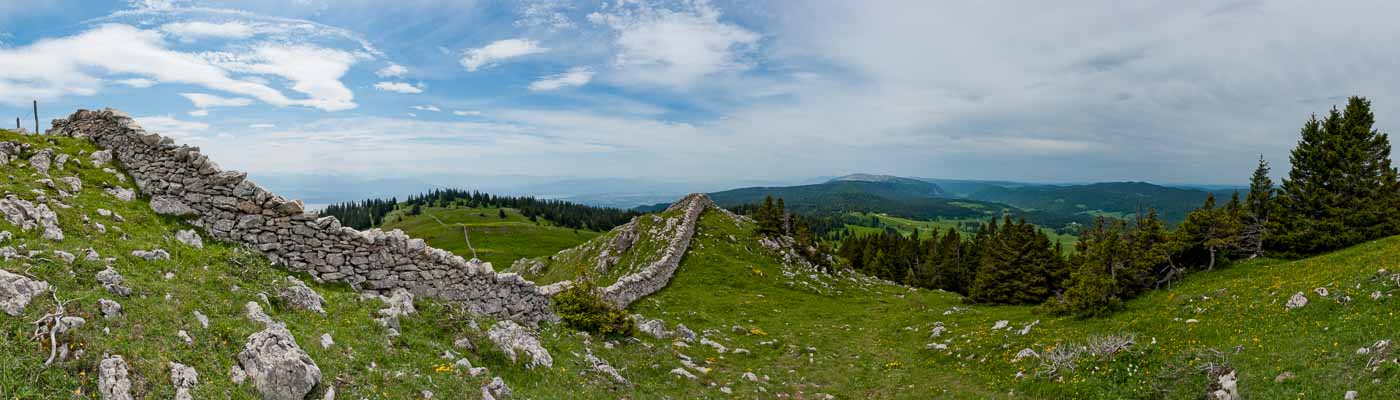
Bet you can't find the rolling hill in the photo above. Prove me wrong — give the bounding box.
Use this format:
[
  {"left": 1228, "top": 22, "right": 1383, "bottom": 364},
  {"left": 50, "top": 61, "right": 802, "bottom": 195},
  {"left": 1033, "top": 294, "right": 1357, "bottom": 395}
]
[
  {"left": 377, "top": 206, "right": 600, "bottom": 269},
  {"left": 967, "top": 181, "right": 1218, "bottom": 223}
]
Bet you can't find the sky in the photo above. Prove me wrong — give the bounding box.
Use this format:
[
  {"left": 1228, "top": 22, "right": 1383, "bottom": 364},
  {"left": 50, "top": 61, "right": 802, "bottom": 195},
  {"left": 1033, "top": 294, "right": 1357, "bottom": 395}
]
[{"left": 2, "top": 0, "right": 1399, "bottom": 188}]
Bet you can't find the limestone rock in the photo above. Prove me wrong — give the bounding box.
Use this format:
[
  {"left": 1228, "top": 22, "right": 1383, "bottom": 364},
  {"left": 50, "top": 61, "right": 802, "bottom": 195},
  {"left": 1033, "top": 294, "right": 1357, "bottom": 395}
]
[
  {"left": 99, "top": 299, "right": 123, "bottom": 320},
  {"left": 1211, "top": 370, "right": 1240, "bottom": 400},
  {"left": 1285, "top": 292, "right": 1308, "bottom": 310},
  {"left": 320, "top": 333, "right": 334, "bottom": 349},
  {"left": 586, "top": 354, "right": 630, "bottom": 386},
  {"left": 105, "top": 187, "right": 136, "bottom": 202},
  {"left": 1274, "top": 371, "right": 1295, "bottom": 383},
  {"left": 53, "top": 250, "right": 75, "bottom": 264},
  {"left": 29, "top": 149, "right": 52, "bottom": 175},
  {"left": 674, "top": 324, "right": 696, "bottom": 342},
  {"left": 175, "top": 229, "right": 204, "bottom": 248},
  {"left": 1013, "top": 348, "right": 1039, "bottom": 362},
  {"left": 992, "top": 320, "right": 1010, "bottom": 330},
  {"left": 1, "top": 269, "right": 50, "bottom": 316},
  {"left": 482, "top": 377, "right": 513, "bottom": 400},
  {"left": 151, "top": 196, "right": 198, "bottom": 217},
  {"left": 638, "top": 318, "right": 669, "bottom": 339},
  {"left": 670, "top": 367, "right": 698, "bottom": 380},
  {"left": 278, "top": 277, "right": 326, "bottom": 314},
  {"left": 98, "top": 355, "right": 134, "bottom": 400},
  {"left": 59, "top": 176, "right": 82, "bottom": 192},
  {"left": 237, "top": 325, "right": 322, "bottom": 400},
  {"left": 97, "top": 267, "right": 132, "bottom": 296},
  {"left": 169, "top": 362, "right": 199, "bottom": 400},
  {"left": 132, "top": 249, "right": 171, "bottom": 261},
  {"left": 0, "top": 195, "right": 64, "bottom": 241},
  {"left": 91, "top": 150, "right": 113, "bottom": 166},
  {"left": 487, "top": 320, "right": 554, "bottom": 369}
]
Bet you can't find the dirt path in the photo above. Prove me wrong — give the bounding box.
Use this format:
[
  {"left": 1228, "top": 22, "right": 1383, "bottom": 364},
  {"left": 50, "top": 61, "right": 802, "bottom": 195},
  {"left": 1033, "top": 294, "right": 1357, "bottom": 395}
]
[{"left": 425, "top": 211, "right": 478, "bottom": 259}]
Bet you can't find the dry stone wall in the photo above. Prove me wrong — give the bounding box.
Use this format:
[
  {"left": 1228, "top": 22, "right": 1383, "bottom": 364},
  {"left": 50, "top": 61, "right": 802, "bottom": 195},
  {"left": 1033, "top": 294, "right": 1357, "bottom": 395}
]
[
  {"left": 48, "top": 109, "right": 555, "bottom": 325},
  {"left": 600, "top": 193, "right": 711, "bottom": 309}
]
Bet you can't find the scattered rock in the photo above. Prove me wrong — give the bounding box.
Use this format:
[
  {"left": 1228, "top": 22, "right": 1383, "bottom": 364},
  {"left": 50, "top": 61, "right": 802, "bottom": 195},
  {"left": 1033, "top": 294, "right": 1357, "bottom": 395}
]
[
  {"left": 700, "top": 337, "right": 729, "bottom": 354},
  {"left": 320, "top": 333, "right": 334, "bottom": 349},
  {"left": 132, "top": 249, "right": 170, "bottom": 261},
  {"left": 638, "top": 318, "right": 669, "bottom": 339},
  {"left": 169, "top": 362, "right": 198, "bottom": 400},
  {"left": 99, "top": 299, "right": 122, "bottom": 320},
  {"left": 1285, "top": 292, "right": 1308, "bottom": 310},
  {"left": 742, "top": 371, "right": 758, "bottom": 382},
  {"left": 0, "top": 195, "right": 64, "bottom": 241},
  {"left": 674, "top": 324, "right": 696, "bottom": 342},
  {"left": 105, "top": 187, "right": 136, "bottom": 202},
  {"left": 99, "top": 355, "right": 134, "bottom": 400},
  {"left": 1, "top": 268, "right": 50, "bottom": 316},
  {"left": 53, "top": 250, "right": 75, "bottom": 264},
  {"left": 992, "top": 320, "right": 1009, "bottom": 330},
  {"left": 731, "top": 325, "right": 747, "bottom": 334},
  {"left": 487, "top": 320, "right": 554, "bottom": 369},
  {"left": 97, "top": 267, "right": 132, "bottom": 296},
  {"left": 175, "top": 229, "right": 203, "bottom": 248},
  {"left": 1019, "top": 320, "right": 1040, "bottom": 335},
  {"left": 374, "top": 288, "right": 416, "bottom": 331},
  {"left": 586, "top": 354, "right": 630, "bottom": 386},
  {"left": 1273, "top": 371, "right": 1295, "bottom": 383},
  {"left": 482, "top": 377, "right": 513, "bottom": 400},
  {"left": 1211, "top": 370, "right": 1240, "bottom": 400},
  {"left": 453, "top": 337, "right": 475, "bottom": 351},
  {"left": 278, "top": 277, "right": 326, "bottom": 314},
  {"left": 1345, "top": 391, "right": 1358, "bottom": 400},
  {"left": 193, "top": 311, "right": 210, "bottom": 329},
  {"left": 237, "top": 323, "right": 322, "bottom": 400},
  {"left": 229, "top": 364, "right": 248, "bottom": 385},
  {"left": 670, "top": 367, "right": 698, "bottom": 380},
  {"left": 150, "top": 196, "right": 199, "bottom": 217},
  {"left": 1314, "top": 287, "right": 1330, "bottom": 297},
  {"left": 178, "top": 330, "right": 193, "bottom": 345},
  {"left": 29, "top": 149, "right": 52, "bottom": 175},
  {"left": 91, "top": 150, "right": 113, "bottom": 166},
  {"left": 59, "top": 176, "right": 81, "bottom": 192}
]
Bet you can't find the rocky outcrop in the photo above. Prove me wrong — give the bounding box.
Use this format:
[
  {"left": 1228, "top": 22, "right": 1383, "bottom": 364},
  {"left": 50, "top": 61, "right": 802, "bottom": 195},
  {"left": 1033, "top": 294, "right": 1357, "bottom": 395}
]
[
  {"left": 97, "top": 267, "right": 133, "bottom": 296},
  {"left": 0, "top": 195, "right": 64, "bottom": 241},
  {"left": 1, "top": 269, "right": 50, "bottom": 316},
  {"left": 487, "top": 320, "right": 554, "bottom": 369},
  {"left": 599, "top": 193, "right": 712, "bottom": 309},
  {"left": 50, "top": 109, "right": 554, "bottom": 325},
  {"left": 237, "top": 302, "right": 322, "bottom": 400},
  {"left": 169, "top": 362, "right": 199, "bottom": 400}
]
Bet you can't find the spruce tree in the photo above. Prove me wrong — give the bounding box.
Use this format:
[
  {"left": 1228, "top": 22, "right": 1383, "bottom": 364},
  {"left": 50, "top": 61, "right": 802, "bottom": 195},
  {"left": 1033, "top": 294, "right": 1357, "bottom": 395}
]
[
  {"left": 1273, "top": 97, "right": 1400, "bottom": 255},
  {"left": 1241, "top": 156, "right": 1273, "bottom": 258}
]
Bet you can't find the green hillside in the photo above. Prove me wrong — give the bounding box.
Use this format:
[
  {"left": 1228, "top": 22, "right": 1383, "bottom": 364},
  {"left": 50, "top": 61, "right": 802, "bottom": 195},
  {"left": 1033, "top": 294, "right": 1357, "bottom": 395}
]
[
  {"left": 377, "top": 206, "right": 600, "bottom": 269},
  {"left": 968, "top": 181, "right": 1216, "bottom": 223},
  {"left": 4, "top": 128, "right": 1398, "bottom": 399}
]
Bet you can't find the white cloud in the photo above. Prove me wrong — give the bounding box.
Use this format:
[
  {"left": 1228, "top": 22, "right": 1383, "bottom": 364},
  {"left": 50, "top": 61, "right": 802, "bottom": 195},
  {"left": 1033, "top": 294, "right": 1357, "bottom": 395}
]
[
  {"left": 411, "top": 105, "right": 442, "bottom": 112},
  {"left": 0, "top": 24, "right": 359, "bottom": 111},
  {"left": 589, "top": 0, "right": 758, "bottom": 88},
  {"left": 453, "top": 110, "right": 482, "bottom": 116},
  {"left": 529, "top": 67, "right": 593, "bottom": 91},
  {"left": 180, "top": 92, "right": 253, "bottom": 108},
  {"left": 188, "top": 109, "right": 209, "bottom": 117},
  {"left": 160, "top": 21, "right": 255, "bottom": 41},
  {"left": 460, "top": 38, "right": 547, "bottom": 72},
  {"left": 375, "top": 63, "right": 407, "bottom": 78},
  {"left": 113, "top": 78, "right": 156, "bottom": 88},
  {"left": 135, "top": 115, "right": 210, "bottom": 140},
  {"left": 250, "top": 123, "right": 276, "bottom": 129},
  {"left": 374, "top": 81, "right": 423, "bottom": 94}
]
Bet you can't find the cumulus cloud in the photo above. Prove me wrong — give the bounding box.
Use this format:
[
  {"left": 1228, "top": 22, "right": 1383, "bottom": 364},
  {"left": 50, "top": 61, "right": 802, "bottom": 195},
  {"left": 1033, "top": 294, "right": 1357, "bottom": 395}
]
[
  {"left": 374, "top": 81, "right": 423, "bottom": 94},
  {"left": 376, "top": 63, "right": 407, "bottom": 78},
  {"left": 135, "top": 115, "right": 210, "bottom": 139},
  {"left": 0, "top": 24, "right": 359, "bottom": 111},
  {"left": 411, "top": 105, "right": 441, "bottom": 112},
  {"left": 459, "top": 38, "right": 547, "bottom": 72},
  {"left": 529, "top": 67, "right": 593, "bottom": 91},
  {"left": 160, "top": 21, "right": 255, "bottom": 41},
  {"left": 453, "top": 110, "right": 482, "bottom": 116},
  {"left": 588, "top": 0, "right": 758, "bottom": 88}
]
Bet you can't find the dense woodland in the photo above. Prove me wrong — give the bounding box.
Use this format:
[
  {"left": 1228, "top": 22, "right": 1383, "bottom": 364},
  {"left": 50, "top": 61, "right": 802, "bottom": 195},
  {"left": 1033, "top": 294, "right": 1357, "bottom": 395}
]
[
  {"left": 804, "top": 96, "right": 1400, "bottom": 316},
  {"left": 321, "top": 189, "right": 640, "bottom": 231}
]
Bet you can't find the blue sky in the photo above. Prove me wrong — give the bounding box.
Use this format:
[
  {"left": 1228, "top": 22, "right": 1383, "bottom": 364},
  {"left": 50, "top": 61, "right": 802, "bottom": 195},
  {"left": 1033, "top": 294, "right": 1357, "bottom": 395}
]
[{"left": 2, "top": 0, "right": 1398, "bottom": 187}]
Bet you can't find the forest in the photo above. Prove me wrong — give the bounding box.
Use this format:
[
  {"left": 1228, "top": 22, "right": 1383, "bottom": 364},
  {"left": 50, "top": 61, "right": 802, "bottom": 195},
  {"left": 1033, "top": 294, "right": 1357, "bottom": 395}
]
[{"left": 321, "top": 188, "right": 640, "bottom": 232}]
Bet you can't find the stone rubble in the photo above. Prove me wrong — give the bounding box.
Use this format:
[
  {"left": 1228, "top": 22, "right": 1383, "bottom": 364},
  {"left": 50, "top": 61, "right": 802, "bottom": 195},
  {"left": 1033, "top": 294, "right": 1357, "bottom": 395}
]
[
  {"left": 97, "top": 266, "right": 133, "bottom": 296},
  {"left": 0, "top": 195, "right": 65, "bottom": 241},
  {"left": 169, "top": 362, "right": 199, "bottom": 400},
  {"left": 237, "top": 302, "right": 323, "bottom": 400},
  {"left": 1285, "top": 292, "right": 1308, "bottom": 310},
  {"left": 278, "top": 277, "right": 327, "bottom": 314},
  {"left": 99, "top": 298, "right": 123, "bottom": 320},
  {"left": 175, "top": 229, "right": 204, "bottom": 248}
]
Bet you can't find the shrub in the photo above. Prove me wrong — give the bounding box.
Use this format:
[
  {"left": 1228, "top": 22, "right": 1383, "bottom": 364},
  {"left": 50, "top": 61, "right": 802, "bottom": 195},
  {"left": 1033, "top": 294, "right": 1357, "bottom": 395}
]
[{"left": 552, "top": 280, "right": 635, "bottom": 337}]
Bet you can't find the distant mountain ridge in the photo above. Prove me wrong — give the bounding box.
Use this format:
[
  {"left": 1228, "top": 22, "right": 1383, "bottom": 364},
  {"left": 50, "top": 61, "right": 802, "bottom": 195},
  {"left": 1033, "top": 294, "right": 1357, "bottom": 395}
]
[{"left": 966, "top": 181, "right": 1215, "bottom": 222}]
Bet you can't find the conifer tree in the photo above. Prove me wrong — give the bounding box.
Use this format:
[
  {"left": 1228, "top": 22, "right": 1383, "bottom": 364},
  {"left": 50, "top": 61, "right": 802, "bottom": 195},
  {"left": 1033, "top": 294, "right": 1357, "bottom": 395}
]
[
  {"left": 1241, "top": 156, "right": 1273, "bottom": 258},
  {"left": 1273, "top": 97, "right": 1400, "bottom": 255}
]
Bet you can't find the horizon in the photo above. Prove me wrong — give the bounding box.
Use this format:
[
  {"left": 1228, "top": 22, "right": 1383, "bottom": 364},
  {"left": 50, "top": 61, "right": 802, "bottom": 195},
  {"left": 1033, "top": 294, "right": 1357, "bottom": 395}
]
[{"left": 4, "top": 1, "right": 1397, "bottom": 188}]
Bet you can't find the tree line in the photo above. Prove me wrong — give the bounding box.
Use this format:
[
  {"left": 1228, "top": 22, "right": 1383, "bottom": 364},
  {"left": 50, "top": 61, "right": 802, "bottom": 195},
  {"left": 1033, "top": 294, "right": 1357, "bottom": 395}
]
[
  {"left": 838, "top": 96, "right": 1400, "bottom": 316},
  {"left": 321, "top": 189, "right": 640, "bottom": 231}
]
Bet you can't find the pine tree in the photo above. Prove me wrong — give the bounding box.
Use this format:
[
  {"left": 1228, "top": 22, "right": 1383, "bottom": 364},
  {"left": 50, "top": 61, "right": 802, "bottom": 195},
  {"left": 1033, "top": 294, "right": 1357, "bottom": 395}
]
[
  {"left": 1241, "top": 156, "right": 1273, "bottom": 258},
  {"left": 498, "top": 209, "right": 507, "bottom": 219},
  {"left": 968, "top": 217, "right": 1061, "bottom": 305},
  {"left": 1273, "top": 97, "right": 1400, "bottom": 255}
]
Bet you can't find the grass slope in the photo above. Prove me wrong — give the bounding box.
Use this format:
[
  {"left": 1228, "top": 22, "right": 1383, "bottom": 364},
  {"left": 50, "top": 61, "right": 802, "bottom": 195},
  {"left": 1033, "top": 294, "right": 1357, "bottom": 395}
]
[
  {"left": 844, "top": 212, "right": 1081, "bottom": 249},
  {"left": 3, "top": 129, "right": 1396, "bottom": 399},
  {"left": 377, "top": 206, "right": 599, "bottom": 270}
]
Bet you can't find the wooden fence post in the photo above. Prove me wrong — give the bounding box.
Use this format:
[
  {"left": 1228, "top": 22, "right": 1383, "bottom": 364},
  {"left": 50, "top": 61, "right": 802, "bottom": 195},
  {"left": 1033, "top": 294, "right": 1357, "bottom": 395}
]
[{"left": 33, "top": 100, "right": 40, "bottom": 134}]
